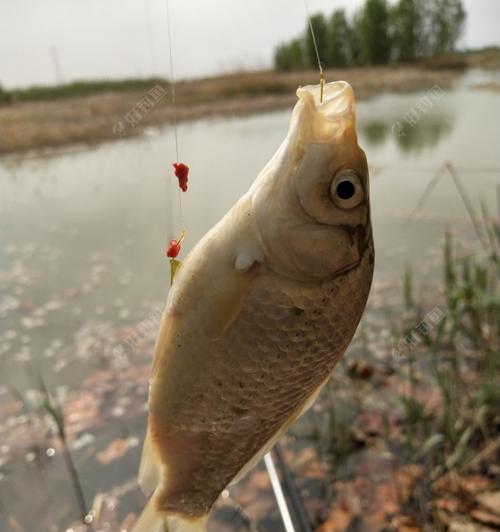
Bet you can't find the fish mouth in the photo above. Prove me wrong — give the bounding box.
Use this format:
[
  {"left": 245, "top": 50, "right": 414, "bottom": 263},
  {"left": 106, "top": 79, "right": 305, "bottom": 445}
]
[
  {"left": 295, "top": 81, "right": 356, "bottom": 143},
  {"left": 297, "top": 81, "right": 355, "bottom": 120}
]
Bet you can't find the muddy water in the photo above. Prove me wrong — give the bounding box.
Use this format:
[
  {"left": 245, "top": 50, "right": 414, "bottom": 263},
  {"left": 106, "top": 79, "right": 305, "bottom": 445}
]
[{"left": 0, "top": 70, "right": 499, "bottom": 531}]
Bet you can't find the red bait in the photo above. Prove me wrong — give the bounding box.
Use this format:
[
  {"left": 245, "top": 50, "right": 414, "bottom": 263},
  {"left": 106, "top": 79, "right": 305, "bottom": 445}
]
[
  {"left": 173, "top": 163, "right": 189, "bottom": 192},
  {"left": 166, "top": 239, "right": 181, "bottom": 258}
]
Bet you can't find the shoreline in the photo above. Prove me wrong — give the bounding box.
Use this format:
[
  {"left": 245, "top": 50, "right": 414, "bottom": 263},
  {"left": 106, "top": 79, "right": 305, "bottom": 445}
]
[{"left": 1, "top": 54, "right": 500, "bottom": 157}]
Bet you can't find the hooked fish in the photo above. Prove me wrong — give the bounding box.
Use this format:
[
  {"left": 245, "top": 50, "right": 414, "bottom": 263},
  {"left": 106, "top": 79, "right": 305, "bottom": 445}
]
[{"left": 133, "top": 81, "right": 374, "bottom": 532}]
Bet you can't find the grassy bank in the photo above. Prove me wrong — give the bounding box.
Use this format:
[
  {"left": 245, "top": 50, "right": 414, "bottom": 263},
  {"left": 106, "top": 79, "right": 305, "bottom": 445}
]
[{"left": 1, "top": 49, "right": 499, "bottom": 156}]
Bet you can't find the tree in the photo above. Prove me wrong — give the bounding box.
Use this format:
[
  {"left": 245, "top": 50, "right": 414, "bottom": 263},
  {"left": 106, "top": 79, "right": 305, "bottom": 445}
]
[
  {"left": 272, "top": 0, "right": 467, "bottom": 73},
  {"left": 305, "top": 13, "right": 328, "bottom": 69},
  {"left": 391, "top": 0, "right": 424, "bottom": 62},
  {"left": 360, "top": 0, "right": 392, "bottom": 65},
  {"left": 274, "top": 38, "right": 306, "bottom": 72},
  {"left": 429, "top": 0, "right": 466, "bottom": 54},
  {"left": 326, "top": 9, "right": 352, "bottom": 67},
  {"left": 349, "top": 9, "right": 365, "bottom": 66}
]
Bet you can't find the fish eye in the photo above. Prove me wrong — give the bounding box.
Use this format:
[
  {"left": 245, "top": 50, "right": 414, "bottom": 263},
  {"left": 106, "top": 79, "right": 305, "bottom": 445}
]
[{"left": 330, "top": 170, "right": 364, "bottom": 210}]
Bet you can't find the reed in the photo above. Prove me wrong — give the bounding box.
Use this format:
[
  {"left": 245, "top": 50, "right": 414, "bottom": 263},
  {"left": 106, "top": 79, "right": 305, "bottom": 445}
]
[{"left": 34, "top": 371, "right": 93, "bottom": 529}]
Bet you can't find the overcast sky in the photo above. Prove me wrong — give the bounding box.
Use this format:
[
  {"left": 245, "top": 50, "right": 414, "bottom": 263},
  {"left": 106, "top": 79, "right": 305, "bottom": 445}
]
[{"left": 1, "top": 0, "right": 499, "bottom": 89}]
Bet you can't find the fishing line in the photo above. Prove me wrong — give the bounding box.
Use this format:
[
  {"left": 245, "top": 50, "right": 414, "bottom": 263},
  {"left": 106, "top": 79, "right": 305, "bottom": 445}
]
[
  {"left": 302, "top": 0, "right": 325, "bottom": 102},
  {"left": 273, "top": 445, "right": 312, "bottom": 532},
  {"left": 264, "top": 452, "right": 296, "bottom": 532},
  {"left": 164, "top": 0, "right": 190, "bottom": 283},
  {"left": 165, "top": 0, "right": 183, "bottom": 227}
]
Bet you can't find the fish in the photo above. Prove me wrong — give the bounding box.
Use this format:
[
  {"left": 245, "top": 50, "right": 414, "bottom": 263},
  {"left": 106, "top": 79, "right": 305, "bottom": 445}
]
[{"left": 133, "top": 80, "right": 374, "bottom": 532}]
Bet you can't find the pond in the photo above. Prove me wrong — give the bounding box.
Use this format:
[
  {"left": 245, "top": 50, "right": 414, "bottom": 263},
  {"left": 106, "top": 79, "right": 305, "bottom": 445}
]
[{"left": 0, "top": 68, "right": 499, "bottom": 530}]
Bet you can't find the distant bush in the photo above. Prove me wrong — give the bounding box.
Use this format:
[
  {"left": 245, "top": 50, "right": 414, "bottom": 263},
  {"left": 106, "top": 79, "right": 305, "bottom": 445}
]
[
  {"left": 274, "top": 0, "right": 466, "bottom": 71},
  {"left": 0, "top": 84, "right": 11, "bottom": 105},
  {"left": 4, "top": 78, "right": 169, "bottom": 104}
]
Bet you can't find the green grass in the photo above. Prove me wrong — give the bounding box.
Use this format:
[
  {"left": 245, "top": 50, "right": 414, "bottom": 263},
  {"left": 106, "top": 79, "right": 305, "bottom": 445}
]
[
  {"left": 400, "top": 178, "right": 500, "bottom": 475},
  {"left": 12, "top": 367, "right": 93, "bottom": 528}
]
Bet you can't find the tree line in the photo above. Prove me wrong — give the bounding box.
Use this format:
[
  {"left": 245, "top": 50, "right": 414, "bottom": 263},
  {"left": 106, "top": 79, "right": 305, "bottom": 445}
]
[{"left": 274, "top": 0, "right": 466, "bottom": 71}]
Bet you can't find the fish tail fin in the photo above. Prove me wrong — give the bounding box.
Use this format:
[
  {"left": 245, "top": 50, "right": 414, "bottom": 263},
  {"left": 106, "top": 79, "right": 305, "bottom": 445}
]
[
  {"left": 132, "top": 497, "right": 166, "bottom": 532},
  {"left": 135, "top": 430, "right": 166, "bottom": 532},
  {"left": 133, "top": 496, "right": 208, "bottom": 532},
  {"left": 136, "top": 430, "right": 208, "bottom": 531},
  {"left": 166, "top": 514, "right": 208, "bottom": 532},
  {"left": 138, "top": 427, "right": 161, "bottom": 496}
]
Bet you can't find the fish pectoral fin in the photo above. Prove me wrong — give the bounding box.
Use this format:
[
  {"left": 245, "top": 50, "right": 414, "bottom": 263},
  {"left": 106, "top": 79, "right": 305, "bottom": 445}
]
[
  {"left": 205, "top": 270, "right": 258, "bottom": 339},
  {"left": 206, "top": 288, "right": 248, "bottom": 339},
  {"left": 138, "top": 428, "right": 161, "bottom": 496}
]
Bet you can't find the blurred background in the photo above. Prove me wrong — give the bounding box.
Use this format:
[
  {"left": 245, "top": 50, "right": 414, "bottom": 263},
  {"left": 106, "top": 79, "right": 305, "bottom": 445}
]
[{"left": 0, "top": 1, "right": 499, "bottom": 531}]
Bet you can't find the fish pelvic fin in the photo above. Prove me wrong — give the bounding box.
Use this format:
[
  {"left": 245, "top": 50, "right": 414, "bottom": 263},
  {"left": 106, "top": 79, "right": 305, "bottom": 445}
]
[
  {"left": 132, "top": 497, "right": 209, "bottom": 532},
  {"left": 138, "top": 427, "right": 161, "bottom": 496}
]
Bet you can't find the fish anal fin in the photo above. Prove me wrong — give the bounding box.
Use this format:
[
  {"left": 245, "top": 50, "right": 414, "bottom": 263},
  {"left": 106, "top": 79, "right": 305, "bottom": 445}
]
[{"left": 138, "top": 428, "right": 162, "bottom": 496}]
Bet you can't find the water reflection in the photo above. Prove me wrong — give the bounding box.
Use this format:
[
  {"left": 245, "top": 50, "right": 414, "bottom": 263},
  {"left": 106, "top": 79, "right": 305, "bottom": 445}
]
[
  {"left": 361, "top": 115, "right": 455, "bottom": 153},
  {"left": 362, "top": 121, "right": 388, "bottom": 146}
]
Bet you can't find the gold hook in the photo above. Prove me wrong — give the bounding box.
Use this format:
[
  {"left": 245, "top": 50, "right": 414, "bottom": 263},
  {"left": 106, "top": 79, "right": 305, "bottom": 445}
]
[
  {"left": 177, "top": 229, "right": 187, "bottom": 245},
  {"left": 169, "top": 229, "right": 187, "bottom": 285}
]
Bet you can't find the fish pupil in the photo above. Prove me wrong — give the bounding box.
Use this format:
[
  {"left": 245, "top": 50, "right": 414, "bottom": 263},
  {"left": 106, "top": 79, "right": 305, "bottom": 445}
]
[{"left": 337, "top": 180, "right": 355, "bottom": 200}]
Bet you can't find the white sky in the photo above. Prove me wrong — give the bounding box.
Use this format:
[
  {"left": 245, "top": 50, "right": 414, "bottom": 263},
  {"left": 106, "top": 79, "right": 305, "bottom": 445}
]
[{"left": 1, "top": 0, "right": 499, "bottom": 89}]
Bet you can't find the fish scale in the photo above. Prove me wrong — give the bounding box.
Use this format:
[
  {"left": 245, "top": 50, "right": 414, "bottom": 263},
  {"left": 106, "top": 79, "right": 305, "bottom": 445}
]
[{"left": 150, "top": 245, "right": 373, "bottom": 518}]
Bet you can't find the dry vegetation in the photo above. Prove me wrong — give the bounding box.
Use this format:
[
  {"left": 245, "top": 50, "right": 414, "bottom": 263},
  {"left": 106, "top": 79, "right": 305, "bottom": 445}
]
[
  {"left": 0, "top": 63, "right": 473, "bottom": 156},
  {"left": 2, "top": 49, "right": 499, "bottom": 156}
]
